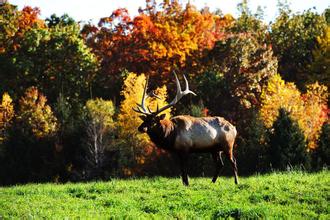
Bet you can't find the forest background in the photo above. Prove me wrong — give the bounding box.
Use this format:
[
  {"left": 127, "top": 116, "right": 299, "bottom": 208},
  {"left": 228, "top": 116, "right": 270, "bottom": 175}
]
[{"left": 0, "top": 0, "right": 329, "bottom": 185}]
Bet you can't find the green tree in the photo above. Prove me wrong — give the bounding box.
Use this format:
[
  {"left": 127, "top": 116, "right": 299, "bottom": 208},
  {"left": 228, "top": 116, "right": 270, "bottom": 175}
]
[
  {"left": 268, "top": 108, "right": 309, "bottom": 171},
  {"left": 306, "top": 26, "right": 330, "bottom": 89},
  {"left": 237, "top": 111, "right": 268, "bottom": 174},
  {"left": 232, "top": 0, "right": 268, "bottom": 43},
  {"left": 271, "top": 8, "right": 327, "bottom": 88},
  {"left": 312, "top": 122, "right": 330, "bottom": 170},
  {"left": 0, "top": 5, "right": 98, "bottom": 104},
  {"left": 205, "top": 33, "right": 277, "bottom": 123},
  {"left": 45, "top": 13, "right": 75, "bottom": 28},
  {"left": 52, "top": 93, "right": 87, "bottom": 183}
]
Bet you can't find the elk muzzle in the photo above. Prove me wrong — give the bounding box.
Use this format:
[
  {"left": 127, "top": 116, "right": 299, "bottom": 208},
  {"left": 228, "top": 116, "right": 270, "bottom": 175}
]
[{"left": 138, "top": 125, "right": 148, "bottom": 133}]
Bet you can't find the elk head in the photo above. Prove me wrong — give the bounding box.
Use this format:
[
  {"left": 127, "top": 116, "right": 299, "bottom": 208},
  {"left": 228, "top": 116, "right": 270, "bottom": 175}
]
[{"left": 133, "top": 72, "right": 196, "bottom": 133}]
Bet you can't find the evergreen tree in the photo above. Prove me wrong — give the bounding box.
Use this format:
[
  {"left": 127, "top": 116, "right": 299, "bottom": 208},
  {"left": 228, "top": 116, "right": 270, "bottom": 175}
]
[
  {"left": 312, "top": 122, "right": 330, "bottom": 170},
  {"left": 237, "top": 111, "right": 268, "bottom": 174},
  {"left": 268, "top": 108, "right": 310, "bottom": 170}
]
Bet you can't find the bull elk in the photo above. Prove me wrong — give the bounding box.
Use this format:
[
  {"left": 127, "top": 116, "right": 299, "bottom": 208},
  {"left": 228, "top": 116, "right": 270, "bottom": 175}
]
[{"left": 133, "top": 72, "right": 239, "bottom": 185}]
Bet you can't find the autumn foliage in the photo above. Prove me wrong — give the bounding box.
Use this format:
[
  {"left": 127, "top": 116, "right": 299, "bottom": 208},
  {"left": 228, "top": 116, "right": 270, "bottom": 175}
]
[
  {"left": 0, "top": 93, "right": 14, "bottom": 142},
  {"left": 16, "top": 87, "right": 58, "bottom": 139},
  {"left": 260, "top": 74, "right": 328, "bottom": 149},
  {"left": 83, "top": 0, "right": 234, "bottom": 86},
  {"left": 0, "top": 4, "right": 44, "bottom": 53},
  {"left": 0, "top": 1, "right": 329, "bottom": 183}
]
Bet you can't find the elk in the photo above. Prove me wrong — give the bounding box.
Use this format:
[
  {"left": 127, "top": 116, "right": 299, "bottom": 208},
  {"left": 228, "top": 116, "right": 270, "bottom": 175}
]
[{"left": 133, "top": 72, "right": 239, "bottom": 185}]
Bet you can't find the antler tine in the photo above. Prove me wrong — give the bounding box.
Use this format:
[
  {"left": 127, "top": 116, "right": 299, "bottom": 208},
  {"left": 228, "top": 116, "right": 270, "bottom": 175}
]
[
  {"left": 154, "top": 71, "right": 196, "bottom": 115},
  {"left": 132, "top": 106, "right": 147, "bottom": 115},
  {"left": 132, "top": 75, "right": 151, "bottom": 115},
  {"left": 173, "top": 71, "right": 182, "bottom": 99},
  {"left": 183, "top": 74, "right": 197, "bottom": 96},
  {"left": 147, "top": 105, "right": 152, "bottom": 114},
  {"left": 141, "top": 75, "right": 149, "bottom": 112},
  {"left": 148, "top": 91, "right": 161, "bottom": 100}
]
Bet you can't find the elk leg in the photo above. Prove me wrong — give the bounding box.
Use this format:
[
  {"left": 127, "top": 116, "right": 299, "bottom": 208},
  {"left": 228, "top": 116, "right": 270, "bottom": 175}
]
[
  {"left": 232, "top": 157, "right": 239, "bottom": 184},
  {"left": 219, "top": 151, "right": 224, "bottom": 167},
  {"left": 226, "top": 152, "right": 239, "bottom": 184},
  {"left": 178, "top": 153, "right": 189, "bottom": 186},
  {"left": 211, "top": 151, "right": 224, "bottom": 183}
]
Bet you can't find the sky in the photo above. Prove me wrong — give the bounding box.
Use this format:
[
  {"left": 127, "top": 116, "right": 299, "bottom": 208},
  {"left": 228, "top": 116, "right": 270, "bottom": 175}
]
[{"left": 9, "top": 0, "right": 329, "bottom": 24}]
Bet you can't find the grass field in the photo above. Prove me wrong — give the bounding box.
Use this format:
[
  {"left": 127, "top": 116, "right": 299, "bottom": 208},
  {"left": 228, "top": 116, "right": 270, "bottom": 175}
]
[{"left": 0, "top": 171, "right": 329, "bottom": 219}]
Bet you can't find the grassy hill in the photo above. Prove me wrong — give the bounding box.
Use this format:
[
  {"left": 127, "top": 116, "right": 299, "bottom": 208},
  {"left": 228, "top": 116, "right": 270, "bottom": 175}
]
[{"left": 0, "top": 171, "right": 329, "bottom": 219}]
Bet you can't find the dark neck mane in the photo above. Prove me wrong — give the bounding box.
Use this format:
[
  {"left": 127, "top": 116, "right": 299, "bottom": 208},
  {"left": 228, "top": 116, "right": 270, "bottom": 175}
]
[{"left": 147, "top": 119, "right": 176, "bottom": 150}]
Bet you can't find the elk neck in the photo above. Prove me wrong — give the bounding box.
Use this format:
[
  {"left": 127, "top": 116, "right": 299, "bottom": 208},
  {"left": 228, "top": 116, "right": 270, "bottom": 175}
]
[{"left": 147, "top": 118, "right": 176, "bottom": 150}]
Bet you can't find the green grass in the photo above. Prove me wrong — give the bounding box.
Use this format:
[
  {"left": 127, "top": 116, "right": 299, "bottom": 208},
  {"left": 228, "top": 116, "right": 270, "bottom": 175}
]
[{"left": 0, "top": 171, "right": 329, "bottom": 219}]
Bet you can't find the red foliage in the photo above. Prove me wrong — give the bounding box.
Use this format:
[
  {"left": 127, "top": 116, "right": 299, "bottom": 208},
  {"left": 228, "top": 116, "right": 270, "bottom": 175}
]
[{"left": 83, "top": 0, "right": 234, "bottom": 87}]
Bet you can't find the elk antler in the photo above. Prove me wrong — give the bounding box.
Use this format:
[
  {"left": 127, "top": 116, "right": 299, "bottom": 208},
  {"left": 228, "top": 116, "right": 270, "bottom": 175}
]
[
  {"left": 133, "top": 72, "right": 196, "bottom": 116},
  {"left": 132, "top": 75, "right": 151, "bottom": 115},
  {"left": 153, "top": 71, "right": 196, "bottom": 115}
]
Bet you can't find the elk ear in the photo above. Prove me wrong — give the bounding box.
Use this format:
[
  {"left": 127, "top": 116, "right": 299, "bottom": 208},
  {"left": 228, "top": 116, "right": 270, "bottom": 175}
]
[
  {"left": 158, "top": 114, "right": 166, "bottom": 120},
  {"left": 139, "top": 115, "right": 147, "bottom": 121}
]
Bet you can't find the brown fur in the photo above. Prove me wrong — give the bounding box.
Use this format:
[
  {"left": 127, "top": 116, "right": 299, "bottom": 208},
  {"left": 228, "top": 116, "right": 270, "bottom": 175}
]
[{"left": 141, "top": 114, "right": 239, "bottom": 186}]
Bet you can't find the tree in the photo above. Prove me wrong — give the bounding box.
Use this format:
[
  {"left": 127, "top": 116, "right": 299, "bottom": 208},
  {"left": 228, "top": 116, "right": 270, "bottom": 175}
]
[
  {"left": 0, "top": 93, "right": 14, "bottom": 143},
  {"left": 16, "top": 87, "right": 58, "bottom": 138},
  {"left": 82, "top": 0, "right": 233, "bottom": 100},
  {"left": 0, "top": 4, "right": 44, "bottom": 54},
  {"left": 45, "top": 13, "right": 75, "bottom": 28},
  {"left": 311, "top": 122, "right": 330, "bottom": 170},
  {"left": 83, "top": 98, "right": 116, "bottom": 179},
  {"left": 268, "top": 108, "right": 309, "bottom": 170},
  {"left": 0, "top": 3, "right": 19, "bottom": 53},
  {"left": 306, "top": 26, "right": 330, "bottom": 89},
  {"left": 236, "top": 112, "right": 268, "bottom": 174},
  {"left": 202, "top": 32, "right": 277, "bottom": 127},
  {"left": 223, "top": 34, "right": 277, "bottom": 110},
  {"left": 232, "top": 0, "right": 268, "bottom": 43},
  {"left": 0, "top": 4, "right": 98, "bottom": 104},
  {"left": 302, "top": 83, "right": 328, "bottom": 149},
  {"left": 260, "top": 74, "right": 304, "bottom": 128},
  {"left": 2, "top": 87, "right": 58, "bottom": 184},
  {"left": 260, "top": 74, "right": 328, "bottom": 149},
  {"left": 0, "top": 92, "right": 14, "bottom": 181},
  {"left": 52, "top": 93, "right": 87, "bottom": 182},
  {"left": 271, "top": 8, "right": 327, "bottom": 88}
]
